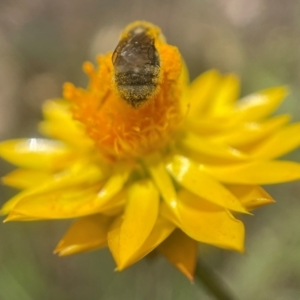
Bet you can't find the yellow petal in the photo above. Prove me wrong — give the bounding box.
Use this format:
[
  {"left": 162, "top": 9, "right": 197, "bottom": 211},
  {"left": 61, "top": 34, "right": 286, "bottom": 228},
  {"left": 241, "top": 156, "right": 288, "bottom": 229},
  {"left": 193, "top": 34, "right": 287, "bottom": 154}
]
[
  {"left": 7, "top": 185, "right": 101, "bottom": 219},
  {"left": 42, "top": 99, "right": 70, "bottom": 121},
  {"left": 118, "top": 180, "right": 160, "bottom": 269},
  {"left": 144, "top": 153, "right": 178, "bottom": 213},
  {"left": 1, "top": 161, "right": 109, "bottom": 215},
  {"left": 5, "top": 176, "right": 127, "bottom": 219},
  {"left": 11, "top": 164, "right": 129, "bottom": 218},
  {"left": 178, "top": 132, "right": 248, "bottom": 163},
  {"left": 132, "top": 216, "right": 175, "bottom": 263},
  {"left": 160, "top": 201, "right": 181, "bottom": 227},
  {"left": 54, "top": 214, "right": 112, "bottom": 256},
  {"left": 226, "top": 185, "right": 275, "bottom": 209},
  {"left": 167, "top": 155, "right": 248, "bottom": 213},
  {"left": 158, "top": 229, "right": 197, "bottom": 281},
  {"left": 2, "top": 169, "right": 52, "bottom": 189},
  {"left": 178, "top": 60, "right": 190, "bottom": 115},
  {"left": 99, "top": 189, "right": 126, "bottom": 216},
  {"left": 39, "top": 120, "right": 93, "bottom": 150},
  {"left": 205, "top": 160, "right": 300, "bottom": 184},
  {"left": 209, "top": 74, "right": 240, "bottom": 116},
  {"left": 187, "top": 115, "right": 240, "bottom": 136},
  {"left": 180, "top": 59, "right": 190, "bottom": 86},
  {"left": 4, "top": 212, "right": 44, "bottom": 221},
  {"left": 108, "top": 215, "right": 175, "bottom": 270},
  {"left": 46, "top": 161, "right": 108, "bottom": 190},
  {"left": 212, "top": 114, "right": 290, "bottom": 148},
  {"left": 188, "top": 70, "right": 221, "bottom": 117},
  {"left": 93, "top": 164, "right": 132, "bottom": 208},
  {"left": 177, "top": 189, "right": 245, "bottom": 252},
  {"left": 39, "top": 100, "right": 93, "bottom": 149},
  {"left": 107, "top": 217, "right": 122, "bottom": 267},
  {"left": 250, "top": 123, "right": 300, "bottom": 159},
  {"left": 0, "top": 139, "right": 76, "bottom": 171},
  {"left": 234, "top": 86, "right": 288, "bottom": 122}
]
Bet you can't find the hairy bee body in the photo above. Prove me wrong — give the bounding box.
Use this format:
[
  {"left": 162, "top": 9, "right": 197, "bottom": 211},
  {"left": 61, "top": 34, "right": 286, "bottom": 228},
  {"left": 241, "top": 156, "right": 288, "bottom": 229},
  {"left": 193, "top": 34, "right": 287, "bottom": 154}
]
[{"left": 112, "top": 23, "right": 161, "bottom": 108}]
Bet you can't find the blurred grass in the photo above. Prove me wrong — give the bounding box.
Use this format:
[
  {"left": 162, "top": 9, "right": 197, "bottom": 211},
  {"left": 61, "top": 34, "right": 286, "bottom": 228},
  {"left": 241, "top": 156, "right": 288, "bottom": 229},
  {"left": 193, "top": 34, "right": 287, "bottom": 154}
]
[{"left": 0, "top": 0, "right": 300, "bottom": 299}]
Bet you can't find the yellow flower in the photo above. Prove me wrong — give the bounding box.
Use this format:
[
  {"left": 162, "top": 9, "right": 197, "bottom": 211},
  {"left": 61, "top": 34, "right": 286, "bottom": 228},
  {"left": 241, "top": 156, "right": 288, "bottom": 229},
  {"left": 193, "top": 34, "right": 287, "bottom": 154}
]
[{"left": 1, "top": 21, "right": 300, "bottom": 281}]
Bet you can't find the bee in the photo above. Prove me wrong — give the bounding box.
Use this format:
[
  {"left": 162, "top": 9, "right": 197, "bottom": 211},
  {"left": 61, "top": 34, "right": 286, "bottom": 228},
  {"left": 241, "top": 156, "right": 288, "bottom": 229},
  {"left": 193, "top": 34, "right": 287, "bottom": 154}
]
[{"left": 112, "top": 22, "right": 161, "bottom": 108}]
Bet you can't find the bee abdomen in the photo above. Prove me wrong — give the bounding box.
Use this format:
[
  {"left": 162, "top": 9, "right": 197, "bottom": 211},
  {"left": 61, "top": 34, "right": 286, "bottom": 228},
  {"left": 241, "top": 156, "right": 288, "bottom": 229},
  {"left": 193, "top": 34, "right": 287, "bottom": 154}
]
[
  {"left": 115, "top": 70, "right": 158, "bottom": 86},
  {"left": 116, "top": 84, "right": 157, "bottom": 107},
  {"left": 115, "top": 69, "right": 159, "bottom": 107}
]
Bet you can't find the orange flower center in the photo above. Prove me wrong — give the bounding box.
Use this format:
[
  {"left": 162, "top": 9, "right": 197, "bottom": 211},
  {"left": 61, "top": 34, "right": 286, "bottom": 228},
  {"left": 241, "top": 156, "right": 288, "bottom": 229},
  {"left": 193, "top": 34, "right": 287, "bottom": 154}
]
[{"left": 63, "top": 27, "right": 184, "bottom": 160}]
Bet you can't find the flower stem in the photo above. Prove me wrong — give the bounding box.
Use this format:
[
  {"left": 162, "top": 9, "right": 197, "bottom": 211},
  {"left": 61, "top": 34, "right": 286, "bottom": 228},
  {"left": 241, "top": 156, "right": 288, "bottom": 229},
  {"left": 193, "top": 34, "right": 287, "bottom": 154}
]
[{"left": 194, "top": 260, "right": 237, "bottom": 300}]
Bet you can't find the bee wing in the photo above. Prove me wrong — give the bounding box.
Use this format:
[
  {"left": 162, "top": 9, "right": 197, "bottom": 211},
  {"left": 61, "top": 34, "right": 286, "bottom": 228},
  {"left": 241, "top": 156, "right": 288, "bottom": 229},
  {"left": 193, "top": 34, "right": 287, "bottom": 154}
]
[{"left": 113, "top": 31, "right": 155, "bottom": 67}]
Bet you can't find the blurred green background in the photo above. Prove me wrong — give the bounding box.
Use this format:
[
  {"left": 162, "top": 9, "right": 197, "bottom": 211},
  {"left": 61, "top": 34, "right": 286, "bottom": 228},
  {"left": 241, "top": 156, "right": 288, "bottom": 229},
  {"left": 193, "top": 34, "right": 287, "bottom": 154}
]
[{"left": 0, "top": 0, "right": 300, "bottom": 299}]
